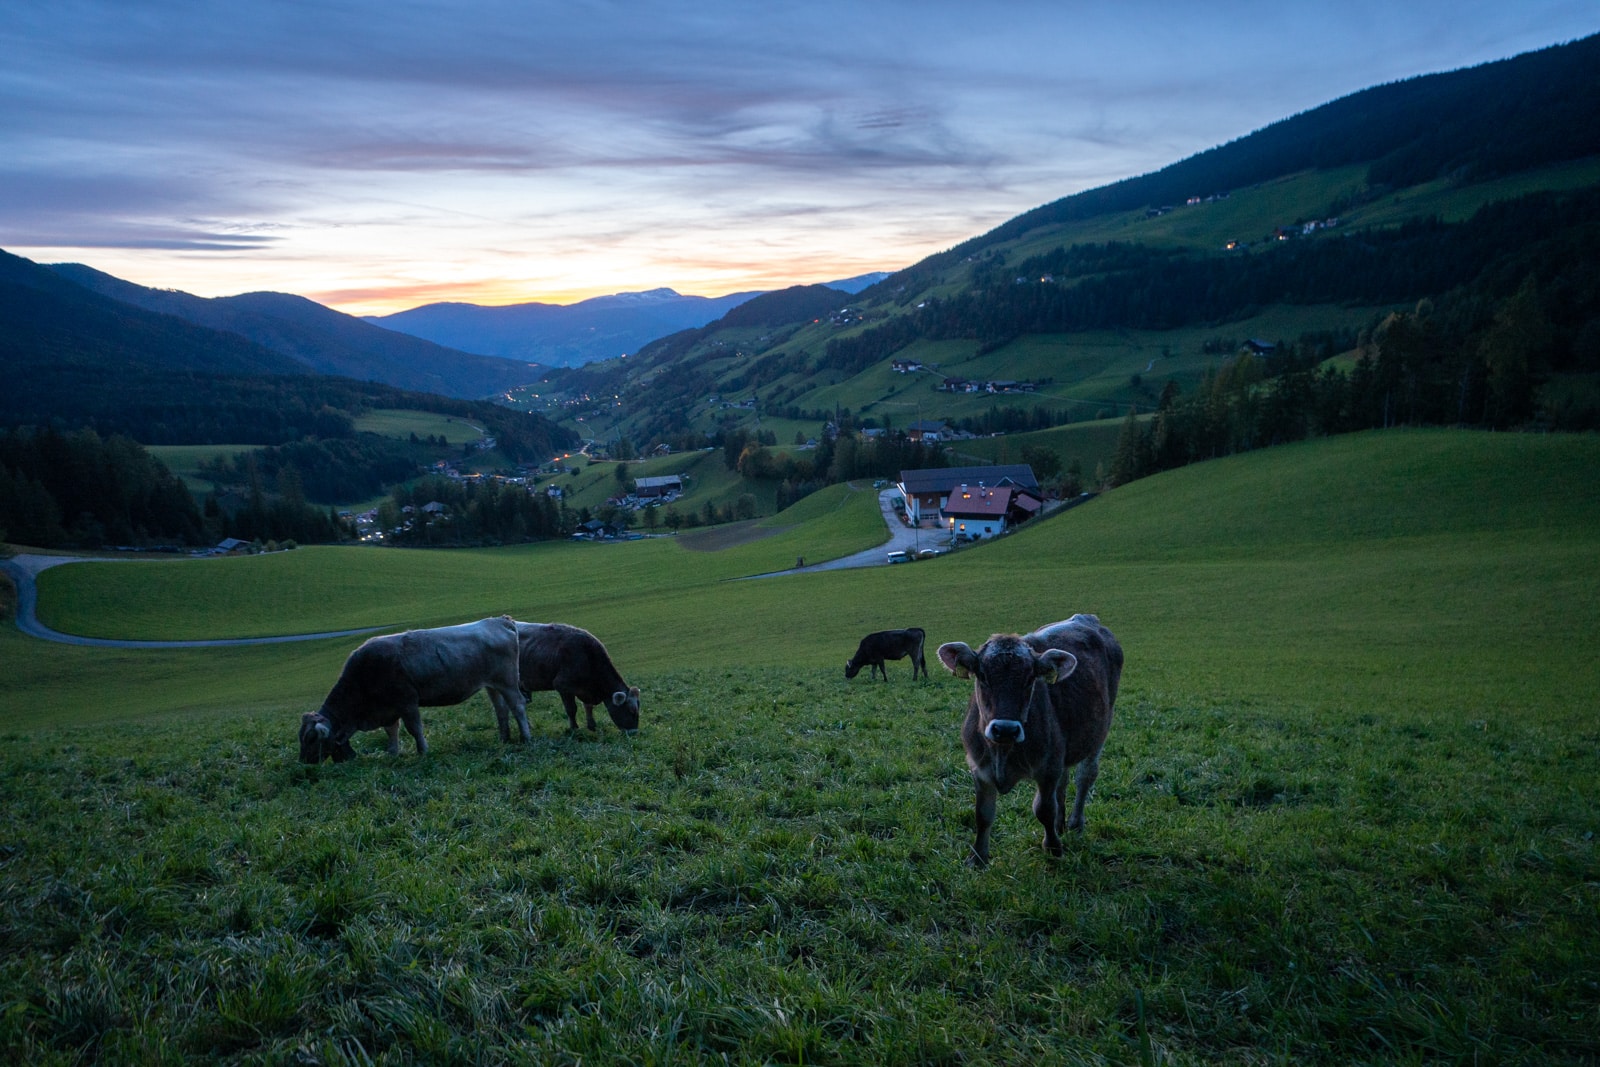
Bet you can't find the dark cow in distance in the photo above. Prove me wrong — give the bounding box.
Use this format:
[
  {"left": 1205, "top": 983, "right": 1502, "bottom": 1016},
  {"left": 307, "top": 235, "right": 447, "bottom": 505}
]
[
  {"left": 515, "top": 622, "right": 640, "bottom": 733},
  {"left": 938, "top": 615, "right": 1122, "bottom": 866},
  {"left": 845, "top": 627, "right": 927, "bottom": 681},
  {"left": 298, "top": 615, "right": 529, "bottom": 763}
]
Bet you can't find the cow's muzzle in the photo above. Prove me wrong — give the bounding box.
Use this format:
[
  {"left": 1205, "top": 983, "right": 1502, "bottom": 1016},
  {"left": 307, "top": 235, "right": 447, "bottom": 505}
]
[{"left": 984, "top": 719, "right": 1025, "bottom": 745}]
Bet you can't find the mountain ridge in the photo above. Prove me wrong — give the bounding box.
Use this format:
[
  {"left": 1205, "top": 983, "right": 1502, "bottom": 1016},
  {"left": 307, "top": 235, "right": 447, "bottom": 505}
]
[
  {"left": 364, "top": 272, "right": 890, "bottom": 367},
  {"left": 46, "top": 262, "right": 542, "bottom": 400}
]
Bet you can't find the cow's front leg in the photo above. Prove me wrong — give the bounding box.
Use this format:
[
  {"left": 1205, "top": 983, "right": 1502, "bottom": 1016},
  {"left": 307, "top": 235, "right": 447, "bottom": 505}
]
[
  {"left": 969, "top": 777, "right": 998, "bottom": 867},
  {"left": 560, "top": 692, "right": 581, "bottom": 731},
  {"left": 1033, "top": 775, "right": 1064, "bottom": 856},
  {"left": 582, "top": 703, "right": 599, "bottom": 731},
  {"left": 1066, "top": 748, "right": 1102, "bottom": 832},
  {"left": 401, "top": 704, "right": 427, "bottom": 755}
]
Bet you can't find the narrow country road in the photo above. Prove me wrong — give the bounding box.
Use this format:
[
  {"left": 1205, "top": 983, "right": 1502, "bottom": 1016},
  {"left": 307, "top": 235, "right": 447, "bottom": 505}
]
[
  {"left": 1, "top": 555, "right": 386, "bottom": 649},
  {"left": 738, "top": 488, "right": 944, "bottom": 579}
]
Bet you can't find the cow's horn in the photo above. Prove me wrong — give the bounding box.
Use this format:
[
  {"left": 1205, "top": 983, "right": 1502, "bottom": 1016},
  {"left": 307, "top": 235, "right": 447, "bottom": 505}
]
[{"left": 314, "top": 721, "right": 331, "bottom": 739}]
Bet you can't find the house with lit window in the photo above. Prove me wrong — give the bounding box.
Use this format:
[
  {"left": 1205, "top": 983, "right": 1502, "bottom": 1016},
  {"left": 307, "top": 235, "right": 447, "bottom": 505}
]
[{"left": 896, "top": 465, "right": 1042, "bottom": 538}]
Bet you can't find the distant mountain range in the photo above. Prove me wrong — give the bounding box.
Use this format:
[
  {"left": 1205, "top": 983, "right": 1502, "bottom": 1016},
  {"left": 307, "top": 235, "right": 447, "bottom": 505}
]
[
  {"left": 365, "top": 272, "right": 890, "bottom": 368},
  {"left": 0, "top": 248, "right": 574, "bottom": 453},
  {"left": 47, "top": 262, "right": 543, "bottom": 400}
]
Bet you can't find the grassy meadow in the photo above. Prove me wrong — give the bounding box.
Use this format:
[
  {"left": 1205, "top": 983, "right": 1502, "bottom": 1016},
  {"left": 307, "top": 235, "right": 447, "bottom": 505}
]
[{"left": 1, "top": 428, "right": 1597, "bottom": 1064}]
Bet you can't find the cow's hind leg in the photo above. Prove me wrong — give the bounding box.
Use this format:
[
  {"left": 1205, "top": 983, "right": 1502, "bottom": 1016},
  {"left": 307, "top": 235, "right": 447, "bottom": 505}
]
[
  {"left": 1066, "top": 747, "right": 1103, "bottom": 832},
  {"left": 385, "top": 721, "right": 402, "bottom": 756},
  {"left": 401, "top": 703, "right": 427, "bottom": 755},
  {"left": 490, "top": 687, "right": 532, "bottom": 743},
  {"left": 1033, "top": 774, "right": 1065, "bottom": 856},
  {"left": 491, "top": 691, "right": 513, "bottom": 742}
]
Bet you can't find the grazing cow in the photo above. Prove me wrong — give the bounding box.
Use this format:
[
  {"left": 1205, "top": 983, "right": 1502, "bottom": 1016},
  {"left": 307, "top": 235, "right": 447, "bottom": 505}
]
[
  {"left": 515, "top": 622, "right": 640, "bottom": 733},
  {"left": 298, "top": 616, "right": 529, "bottom": 763},
  {"left": 844, "top": 627, "right": 928, "bottom": 681},
  {"left": 938, "top": 615, "right": 1122, "bottom": 866}
]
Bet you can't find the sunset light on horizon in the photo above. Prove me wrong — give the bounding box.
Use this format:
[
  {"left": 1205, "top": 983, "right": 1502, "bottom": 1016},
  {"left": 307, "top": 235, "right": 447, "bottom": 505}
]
[{"left": 4, "top": 1, "right": 1596, "bottom": 316}]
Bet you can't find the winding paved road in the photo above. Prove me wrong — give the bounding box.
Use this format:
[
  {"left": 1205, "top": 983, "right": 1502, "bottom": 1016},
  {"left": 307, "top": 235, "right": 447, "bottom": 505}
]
[
  {"left": 1, "top": 555, "right": 386, "bottom": 649},
  {"left": 738, "top": 488, "right": 946, "bottom": 579}
]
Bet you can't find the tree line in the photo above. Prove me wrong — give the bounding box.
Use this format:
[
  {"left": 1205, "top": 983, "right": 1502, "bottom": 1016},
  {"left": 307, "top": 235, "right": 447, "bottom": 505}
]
[
  {"left": 0, "top": 424, "right": 371, "bottom": 550},
  {"left": 1106, "top": 273, "right": 1598, "bottom": 490},
  {"left": 379, "top": 476, "right": 565, "bottom": 547}
]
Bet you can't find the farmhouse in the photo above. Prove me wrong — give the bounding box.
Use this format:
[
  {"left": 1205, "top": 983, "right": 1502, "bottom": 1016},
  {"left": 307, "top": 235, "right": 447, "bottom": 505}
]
[
  {"left": 906, "top": 419, "right": 949, "bottom": 442},
  {"left": 633, "top": 474, "right": 684, "bottom": 500},
  {"left": 897, "top": 464, "right": 1041, "bottom": 533}
]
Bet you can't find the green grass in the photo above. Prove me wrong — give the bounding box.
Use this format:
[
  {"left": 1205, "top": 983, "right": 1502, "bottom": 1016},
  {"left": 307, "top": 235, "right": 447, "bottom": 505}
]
[
  {"left": 776, "top": 306, "right": 1380, "bottom": 433},
  {"left": 352, "top": 409, "right": 486, "bottom": 444},
  {"left": 144, "top": 444, "right": 254, "bottom": 495},
  {"left": 556, "top": 448, "right": 772, "bottom": 519},
  {"left": 3, "top": 428, "right": 1597, "bottom": 1063},
  {"left": 953, "top": 417, "right": 1129, "bottom": 474}
]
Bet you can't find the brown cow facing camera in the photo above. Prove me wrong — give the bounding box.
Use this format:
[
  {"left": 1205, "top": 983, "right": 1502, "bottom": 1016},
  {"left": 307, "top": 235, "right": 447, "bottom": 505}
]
[{"left": 938, "top": 614, "right": 1123, "bottom": 866}]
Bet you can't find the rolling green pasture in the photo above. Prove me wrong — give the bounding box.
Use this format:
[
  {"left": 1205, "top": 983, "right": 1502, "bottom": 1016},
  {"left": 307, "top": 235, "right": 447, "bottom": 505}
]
[
  {"left": 953, "top": 418, "right": 1129, "bottom": 475},
  {"left": 144, "top": 444, "right": 252, "bottom": 495},
  {"left": 554, "top": 448, "right": 778, "bottom": 519},
  {"left": 778, "top": 307, "right": 1378, "bottom": 435},
  {"left": 2, "top": 429, "right": 1597, "bottom": 1063},
  {"left": 352, "top": 409, "right": 485, "bottom": 445}
]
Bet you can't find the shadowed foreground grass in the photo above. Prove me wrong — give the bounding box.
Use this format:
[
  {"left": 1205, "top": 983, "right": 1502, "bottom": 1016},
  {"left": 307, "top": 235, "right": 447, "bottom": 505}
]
[
  {"left": 1, "top": 669, "right": 1595, "bottom": 1064},
  {"left": 2, "top": 429, "right": 1597, "bottom": 1063}
]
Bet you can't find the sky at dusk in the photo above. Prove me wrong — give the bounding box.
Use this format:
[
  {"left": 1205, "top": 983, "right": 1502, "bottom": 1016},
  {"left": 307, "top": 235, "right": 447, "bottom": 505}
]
[{"left": 3, "top": 1, "right": 1595, "bottom": 315}]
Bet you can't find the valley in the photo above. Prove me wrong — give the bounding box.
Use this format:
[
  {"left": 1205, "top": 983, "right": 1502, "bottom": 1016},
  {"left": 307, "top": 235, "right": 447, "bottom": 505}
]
[{"left": 2, "top": 31, "right": 1599, "bottom": 1064}]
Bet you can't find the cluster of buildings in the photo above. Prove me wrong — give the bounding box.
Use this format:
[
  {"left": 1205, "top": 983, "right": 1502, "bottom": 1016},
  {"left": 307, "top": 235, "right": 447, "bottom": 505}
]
[
  {"left": 896, "top": 464, "right": 1044, "bottom": 543},
  {"left": 937, "top": 377, "right": 1040, "bottom": 395}
]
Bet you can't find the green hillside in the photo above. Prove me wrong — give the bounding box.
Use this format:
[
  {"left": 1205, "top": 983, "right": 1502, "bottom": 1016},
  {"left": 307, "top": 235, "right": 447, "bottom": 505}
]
[
  {"left": 539, "top": 37, "right": 1600, "bottom": 461},
  {"left": 2, "top": 428, "right": 1596, "bottom": 1062}
]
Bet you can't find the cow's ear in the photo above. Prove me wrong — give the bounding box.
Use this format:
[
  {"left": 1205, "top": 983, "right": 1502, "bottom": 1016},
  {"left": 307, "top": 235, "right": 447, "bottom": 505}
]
[
  {"left": 1036, "top": 649, "right": 1077, "bottom": 683},
  {"left": 938, "top": 642, "right": 980, "bottom": 678}
]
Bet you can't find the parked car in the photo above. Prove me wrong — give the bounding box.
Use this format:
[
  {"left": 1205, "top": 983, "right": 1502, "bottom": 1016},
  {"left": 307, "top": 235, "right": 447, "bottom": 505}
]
[{"left": 886, "top": 550, "right": 909, "bottom": 564}]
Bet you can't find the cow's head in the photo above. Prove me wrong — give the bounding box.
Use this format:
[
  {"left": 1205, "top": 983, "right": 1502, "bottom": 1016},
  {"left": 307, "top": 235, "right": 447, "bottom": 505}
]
[
  {"left": 938, "top": 635, "right": 1077, "bottom": 747},
  {"left": 604, "top": 686, "right": 641, "bottom": 732},
  {"left": 844, "top": 659, "right": 861, "bottom": 679},
  {"left": 298, "top": 711, "right": 354, "bottom": 764}
]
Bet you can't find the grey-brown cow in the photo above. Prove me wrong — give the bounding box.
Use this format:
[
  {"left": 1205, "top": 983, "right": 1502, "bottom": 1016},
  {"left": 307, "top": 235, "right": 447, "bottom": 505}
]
[
  {"left": 298, "top": 615, "right": 530, "bottom": 763},
  {"left": 515, "top": 622, "right": 640, "bottom": 733},
  {"left": 938, "top": 615, "right": 1122, "bottom": 865}
]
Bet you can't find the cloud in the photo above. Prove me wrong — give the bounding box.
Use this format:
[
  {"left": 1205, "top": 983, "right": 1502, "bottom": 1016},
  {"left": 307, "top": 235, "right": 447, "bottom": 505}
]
[{"left": 3, "top": 0, "right": 1595, "bottom": 305}]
